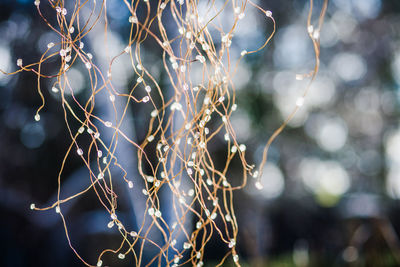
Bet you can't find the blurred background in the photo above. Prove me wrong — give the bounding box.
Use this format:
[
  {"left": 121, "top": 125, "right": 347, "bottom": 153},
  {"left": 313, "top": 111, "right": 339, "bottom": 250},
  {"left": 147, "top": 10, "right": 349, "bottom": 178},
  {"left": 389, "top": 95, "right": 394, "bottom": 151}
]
[{"left": 1, "top": 0, "right": 400, "bottom": 266}]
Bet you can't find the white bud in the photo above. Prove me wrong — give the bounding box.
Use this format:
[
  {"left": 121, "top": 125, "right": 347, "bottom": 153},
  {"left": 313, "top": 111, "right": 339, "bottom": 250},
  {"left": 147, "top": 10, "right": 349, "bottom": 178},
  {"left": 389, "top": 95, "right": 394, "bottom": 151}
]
[
  {"left": 151, "top": 110, "right": 158, "bottom": 117},
  {"left": 231, "top": 146, "right": 237, "bottom": 153},
  {"left": 199, "top": 141, "right": 206, "bottom": 148},
  {"left": 221, "top": 34, "right": 229, "bottom": 43},
  {"left": 213, "top": 198, "right": 219, "bottom": 206},
  {"left": 146, "top": 175, "right": 154, "bottom": 183},
  {"left": 129, "top": 15, "right": 138, "bottom": 23},
  {"left": 313, "top": 30, "right": 320, "bottom": 40},
  {"left": 155, "top": 210, "right": 162, "bottom": 218},
  {"left": 196, "top": 55, "right": 206, "bottom": 63},
  {"left": 308, "top": 25, "right": 314, "bottom": 34},
  {"left": 148, "top": 207, "right": 155, "bottom": 216},
  {"left": 255, "top": 181, "right": 263, "bottom": 190},
  {"left": 171, "top": 239, "right": 177, "bottom": 246},
  {"left": 224, "top": 133, "right": 230, "bottom": 141},
  {"left": 130, "top": 231, "right": 137, "bottom": 237},
  {"left": 296, "top": 97, "right": 304, "bottom": 107},
  {"left": 147, "top": 135, "right": 154, "bottom": 142},
  {"left": 205, "top": 209, "right": 210, "bottom": 216},
  {"left": 171, "top": 102, "right": 182, "bottom": 111},
  {"left": 188, "top": 189, "right": 194, "bottom": 196},
  {"left": 85, "top": 62, "right": 92, "bottom": 69},
  {"left": 233, "top": 254, "right": 239, "bottom": 263},
  {"left": 252, "top": 170, "right": 259, "bottom": 178},
  {"left": 228, "top": 239, "right": 236, "bottom": 248}
]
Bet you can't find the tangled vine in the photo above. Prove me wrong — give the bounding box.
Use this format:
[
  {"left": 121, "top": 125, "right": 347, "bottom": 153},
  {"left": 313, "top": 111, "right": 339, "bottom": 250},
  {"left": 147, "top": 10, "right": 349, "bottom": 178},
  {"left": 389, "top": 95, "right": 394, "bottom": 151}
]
[{"left": 1, "top": 0, "right": 328, "bottom": 266}]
